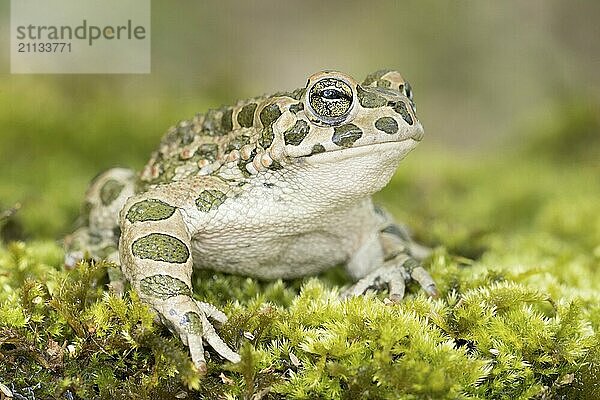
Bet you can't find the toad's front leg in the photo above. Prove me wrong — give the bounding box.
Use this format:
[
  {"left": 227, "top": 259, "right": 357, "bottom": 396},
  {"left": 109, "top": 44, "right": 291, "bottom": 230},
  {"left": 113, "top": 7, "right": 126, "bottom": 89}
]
[
  {"left": 344, "top": 207, "right": 438, "bottom": 300},
  {"left": 119, "top": 191, "right": 240, "bottom": 373}
]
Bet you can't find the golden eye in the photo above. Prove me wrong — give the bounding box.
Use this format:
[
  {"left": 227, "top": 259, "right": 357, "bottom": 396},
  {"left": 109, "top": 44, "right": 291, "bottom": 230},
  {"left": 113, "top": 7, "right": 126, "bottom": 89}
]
[{"left": 307, "top": 78, "right": 354, "bottom": 125}]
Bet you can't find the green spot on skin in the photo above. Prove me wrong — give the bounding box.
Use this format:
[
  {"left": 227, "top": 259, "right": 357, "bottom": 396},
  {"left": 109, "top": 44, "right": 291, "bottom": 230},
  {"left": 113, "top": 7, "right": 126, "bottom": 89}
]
[
  {"left": 139, "top": 274, "right": 191, "bottom": 300},
  {"left": 126, "top": 199, "right": 176, "bottom": 223},
  {"left": 332, "top": 124, "right": 363, "bottom": 148},
  {"left": 259, "top": 128, "right": 275, "bottom": 149},
  {"left": 195, "top": 189, "right": 227, "bottom": 212},
  {"left": 237, "top": 103, "right": 257, "bottom": 128},
  {"left": 377, "top": 79, "right": 392, "bottom": 88},
  {"left": 132, "top": 233, "right": 190, "bottom": 263},
  {"left": 356, "top": 86, "right": 387, "bottom": 108},
  {"left": 259, "top": 104, "right": 282, "bottom": 148},
  {"left": 284, "top": 120, "right": 310, "bottom": 146},
  {"left": 362, "top": 69, "right": 392, "bottom": 86},
  {"left": 182, "top": 311, "right": 204, "bottom": 335},
  {"left": 391, "top": 101, "right": 414, "bottom": 125},
  {"left": 375, "top": 117, "right": 399, "bottom": 135},
  {"left": 221, "top": 108, "right": 233, "bottom": 132},
  {"left": 100, "top": 179, "right": 125, "bottom": 206},
  {"left": 259, "top": 104, "right": 282, "bottom": 128},
  {"left": 289, "top": 102, "right": 304, "bottom": 114},
  {"left": 293, "top": 88, "right": 306, "bottom": 100},
  {"left": 310, "top": 144, "right": 326, "bottom": 155}
]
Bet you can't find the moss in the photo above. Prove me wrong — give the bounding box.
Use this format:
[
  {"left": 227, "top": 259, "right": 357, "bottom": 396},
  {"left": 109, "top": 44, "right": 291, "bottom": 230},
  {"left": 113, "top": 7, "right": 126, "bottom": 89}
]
[{"left": 2, "top": 222, "right": 599, "bottom": 399}]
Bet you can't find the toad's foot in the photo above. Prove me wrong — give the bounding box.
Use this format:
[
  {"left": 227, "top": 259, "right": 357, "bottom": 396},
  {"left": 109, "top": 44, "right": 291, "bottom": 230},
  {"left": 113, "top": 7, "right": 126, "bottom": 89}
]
[
  {"left": 343, "top": 209, "right": 437, "bottom": 300},
  {"left": 156, "top": 296, "right": 240, "bottom": 373},
  {"left": 343, "top": 257, "right": 438, "bottom": 301}
]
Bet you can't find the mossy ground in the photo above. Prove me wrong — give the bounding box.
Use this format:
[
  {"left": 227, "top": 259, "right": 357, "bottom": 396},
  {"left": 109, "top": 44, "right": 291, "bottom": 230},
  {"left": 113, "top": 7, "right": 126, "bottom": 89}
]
[{"left": 0, "top": 84, "right": 599, "bottom": 399}]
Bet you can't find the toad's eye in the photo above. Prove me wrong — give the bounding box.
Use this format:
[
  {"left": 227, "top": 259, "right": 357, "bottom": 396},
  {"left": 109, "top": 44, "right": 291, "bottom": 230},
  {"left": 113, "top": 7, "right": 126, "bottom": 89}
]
[{"left": 306, "top": 78, "right": 355, "bottom": 126}]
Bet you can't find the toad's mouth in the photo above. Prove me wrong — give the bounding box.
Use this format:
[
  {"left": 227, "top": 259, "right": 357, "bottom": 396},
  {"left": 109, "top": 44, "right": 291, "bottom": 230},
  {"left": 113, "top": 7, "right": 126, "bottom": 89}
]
[{"left": 301, "top": 138, "right": 419, "bottom": 163}]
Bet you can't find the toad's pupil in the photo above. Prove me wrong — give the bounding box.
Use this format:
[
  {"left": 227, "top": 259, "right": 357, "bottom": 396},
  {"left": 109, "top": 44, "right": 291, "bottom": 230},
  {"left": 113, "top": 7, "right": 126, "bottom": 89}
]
[{"left": 321, "top": 89, "right": 342, "bottom": 100}]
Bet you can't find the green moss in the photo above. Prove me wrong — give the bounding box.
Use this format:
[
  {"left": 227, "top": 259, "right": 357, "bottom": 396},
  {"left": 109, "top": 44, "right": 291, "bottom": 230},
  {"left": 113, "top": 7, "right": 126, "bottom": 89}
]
[{"left": 2, "top": 230, "right": 599, "bottom": 399}]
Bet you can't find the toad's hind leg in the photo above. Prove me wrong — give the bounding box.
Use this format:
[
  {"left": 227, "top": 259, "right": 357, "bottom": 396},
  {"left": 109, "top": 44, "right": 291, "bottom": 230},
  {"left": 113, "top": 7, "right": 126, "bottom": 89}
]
[
  {"left": 119, "top": 191, "right": 240, "bottom": 372},
  {"left": 64, "top": 168, "right": 136, "bottom": 267}
]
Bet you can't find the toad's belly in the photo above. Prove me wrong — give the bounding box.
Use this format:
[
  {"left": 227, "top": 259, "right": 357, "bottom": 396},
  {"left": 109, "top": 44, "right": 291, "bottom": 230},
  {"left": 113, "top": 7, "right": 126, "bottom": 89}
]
[{"left": 190, "top": 229, "right": 353, "bottom": 279}]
